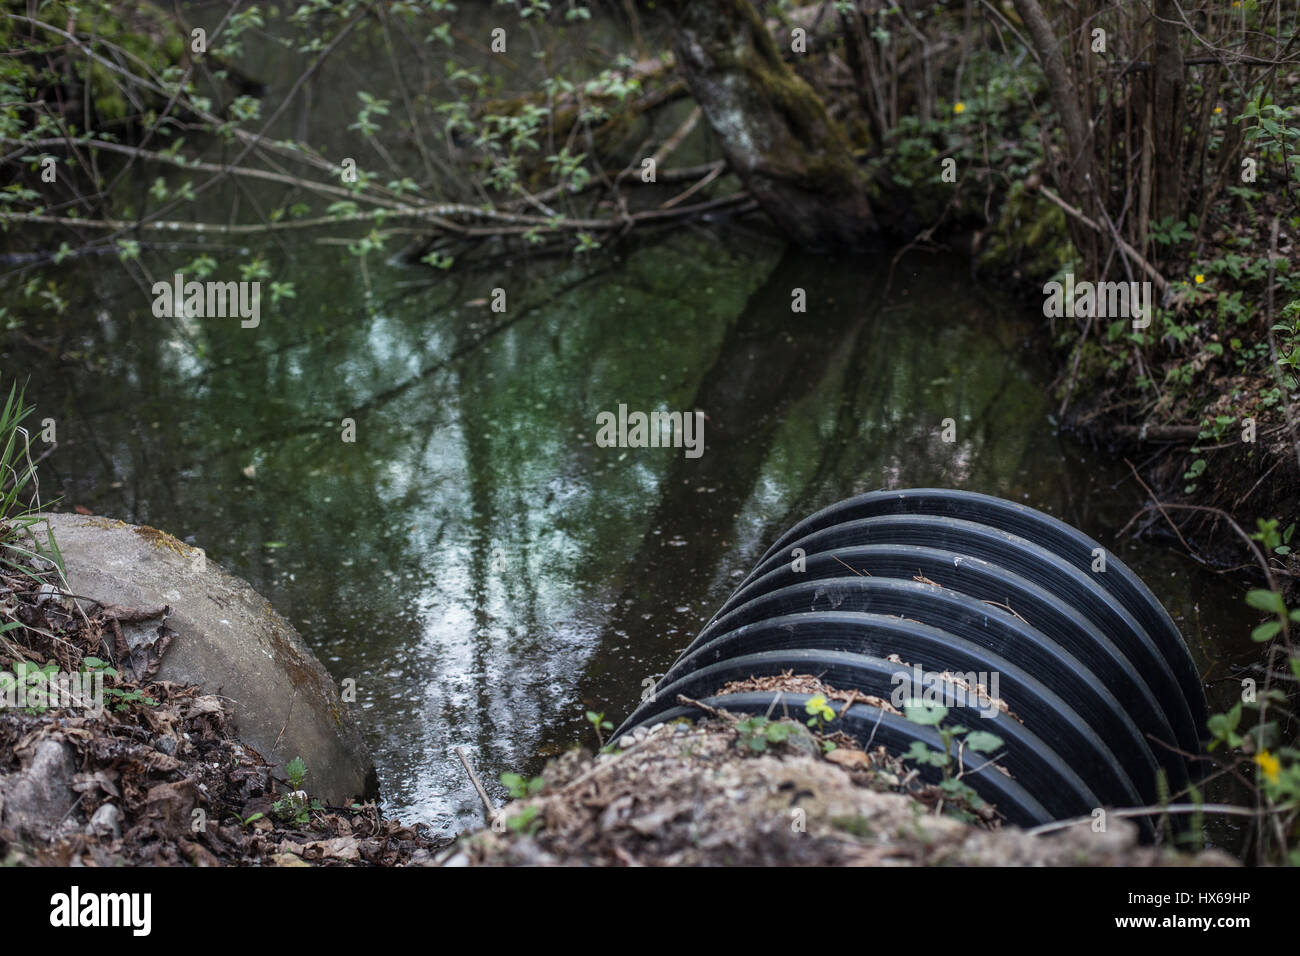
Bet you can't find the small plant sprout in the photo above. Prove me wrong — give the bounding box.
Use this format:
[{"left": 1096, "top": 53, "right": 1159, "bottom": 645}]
[
  {"left": 585, "top": 709, "right": 614, "bottom": 748},
  {"left": 735, "top": 715, "right": 794, "bottom": 753},
  {"left": 269, "top": 757, "right": 312, "bottom": 824},
  {"left": 286, "top": 756, "right": 308, "bottom": 791},
  {"left": 499, "top": 772, "right": 545, "bottom": 835},
  {"left": 500, "top": 772, "right": 545, "bottom": 799},
  {"left": 1, "top": 380, "right": 64, "bottom": 569},
  {"left": 81, "top": 656, "right": 118, "bottom": 678},
  {"left": 506, "top": 804, "right": 542, "bottom": 835},
  {"left": 902, "top": 700, "right": 1005, "bottom": 821},
  {"left": 805, "top": 694, "right": 835, "bottom": 731}
]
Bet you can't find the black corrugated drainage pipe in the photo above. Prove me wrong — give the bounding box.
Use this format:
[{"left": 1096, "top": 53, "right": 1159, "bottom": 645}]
[{"left": 615, "top": 488, "right": 1208, "bottom": 833}]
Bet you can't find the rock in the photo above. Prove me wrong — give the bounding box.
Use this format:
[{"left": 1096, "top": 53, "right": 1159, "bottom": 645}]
[
  {"left": 86, "top": 802, "right": 122, "bottom": 840},
  {"left": 180, "top": 839, "right": 222, "bottom": 866},
  {"left": 824, "top": 747, "right": 872, "bottom": 771},
  {"left": 0, "top": 736, "right": 78, "bottom": 839},
  {"left": 304, "top": 836, "right": 360, "bottom": 861},
  {"left": 776, "top": 721, "right": 821, "bottom": 758},
  {"left": 144, "top": 780, "right": 197, "bottom": 831},
  {"left": 21, "top": 513, "right": 378, "bottom": 805}
]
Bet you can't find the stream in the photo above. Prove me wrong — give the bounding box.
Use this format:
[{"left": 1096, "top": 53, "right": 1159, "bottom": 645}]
[
  {"left": 2, "top": 228, "right": 1256, "bottom": 836},
  {"left": 0, "top": 9, "right": 1259, "bottom": 841}
]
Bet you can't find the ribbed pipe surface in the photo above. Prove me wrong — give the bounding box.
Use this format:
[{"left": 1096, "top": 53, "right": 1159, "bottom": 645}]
[{"left": 615, "top": 489, "right": 1207, "bottom": 831}]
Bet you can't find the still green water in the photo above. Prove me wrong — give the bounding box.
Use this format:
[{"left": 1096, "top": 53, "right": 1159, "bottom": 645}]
[{"left": 1, "top": 226, "right": 1254, "bottom": 835}]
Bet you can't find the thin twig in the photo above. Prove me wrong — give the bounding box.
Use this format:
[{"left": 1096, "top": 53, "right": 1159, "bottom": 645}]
[
  {"left": 1026, "top": 802, "right": 1283, "bottom": 836},
  {"left": 453, "top": 746, "right": 495, "bottom": 821}
]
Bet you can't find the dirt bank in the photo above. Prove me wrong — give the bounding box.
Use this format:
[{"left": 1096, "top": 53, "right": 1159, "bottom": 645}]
[
  {"left": 450, "top": 706, "right": 1235, "bottom": 868},
  {"left": 0, "top": 688, "right": 443, "bottom": 867}
]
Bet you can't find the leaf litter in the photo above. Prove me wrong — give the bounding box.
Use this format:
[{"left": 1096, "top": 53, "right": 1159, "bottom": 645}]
[{"left": 0, "top": 526, "right": 447, "bottom": 867}]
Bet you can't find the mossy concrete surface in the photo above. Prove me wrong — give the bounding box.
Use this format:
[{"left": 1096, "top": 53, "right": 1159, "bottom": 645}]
[{"left": 21, "top": 513, "right": 378, "bottom": 806}]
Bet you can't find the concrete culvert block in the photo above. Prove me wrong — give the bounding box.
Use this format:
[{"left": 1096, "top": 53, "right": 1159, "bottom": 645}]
[{"left": 21, "top": 513, "right": 378, "bottom": 806}]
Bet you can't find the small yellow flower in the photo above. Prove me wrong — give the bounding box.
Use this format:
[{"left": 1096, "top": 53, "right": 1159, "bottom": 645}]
[
  {"left": 953, "top": 102, "right": 966, "bottom": 115},
  {"left": 1194, "top": 274, "right": 1206, "bottom": 284},
  {"left": 1213, "top": 106, "right": 1223, "bottom": 114},
  {"left": 805, "top": 694, "right": 835, "bottom": 722},
  {"left": 1255, "top": 749, "right": 1281, "bottom": 784}
]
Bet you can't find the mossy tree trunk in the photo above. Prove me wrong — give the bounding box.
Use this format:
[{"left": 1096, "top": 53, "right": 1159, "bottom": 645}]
[{"left": 661, "top": 0, "right": 877, "bottom": 250}]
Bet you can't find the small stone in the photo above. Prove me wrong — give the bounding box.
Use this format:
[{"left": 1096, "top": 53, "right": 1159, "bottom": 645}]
[
  {"left": 86, "top": 802, "right": 121, "bottom": 840},
  {"left": 777, "top": 722, "right": 820, "bottom": 758},
  {"left": 825, "top": 748, "right": 871, "bottom": 771},
  {"left": 1, "top": 737, "right": 78, "bottom": 839},
  {"left": 618, "top": 735, "right": 636, "bottom": 749}
]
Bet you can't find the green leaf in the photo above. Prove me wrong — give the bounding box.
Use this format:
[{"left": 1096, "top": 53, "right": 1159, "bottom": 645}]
[
  {"left": 499, "top": 772, "right": 525, "bottom": 798},
  {"left": 964, "top": 731, "right": 1004, "bottom": 754},
  {"left": 285, "top": 756, "right": 307, "bottom": 787},
  {"left": 904, "top": 740, "right": 932, "bottom": 762},
  {"left": 1227, "top": 701, "right": 1242, "bottom": 732},
  {"left": 1206, "top": 701, "right": 1245, "bottom": 751},
  {"left": 904, "top": 740, "right": 949, "bottom": 767},
  {"left": 765, "top": 722, "right": 792, "bottom": 743},
  {"left": 1246, "top": 589, "right": 1286, "bottom": 615},
  {"left": 1252, "top": 620, "right": 1283, "bottom": 642},
  {"left": 903, "top": 701, "right": 948, "bottom": 726}
]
